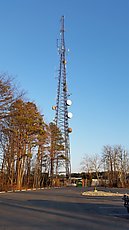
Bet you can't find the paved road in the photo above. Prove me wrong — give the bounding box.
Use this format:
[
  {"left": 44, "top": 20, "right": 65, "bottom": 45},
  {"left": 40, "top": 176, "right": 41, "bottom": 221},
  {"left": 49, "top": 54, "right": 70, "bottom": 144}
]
[{"left": 0, "top": 187, "right": 129, "bottom": 230}]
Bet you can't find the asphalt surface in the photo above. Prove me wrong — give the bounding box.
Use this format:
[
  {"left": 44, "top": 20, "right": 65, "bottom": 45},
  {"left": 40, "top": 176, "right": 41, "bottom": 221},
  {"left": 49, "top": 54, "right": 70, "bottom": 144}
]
[{"left": 0, "top": 187, "right": 129, "bottom": 230}]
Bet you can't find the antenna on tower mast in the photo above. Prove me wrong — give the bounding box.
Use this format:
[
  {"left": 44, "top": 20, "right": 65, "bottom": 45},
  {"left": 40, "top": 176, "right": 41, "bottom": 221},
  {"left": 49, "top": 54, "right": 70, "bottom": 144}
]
[{"left": 52, "top": 16, "right": 72, "bottom": 182}]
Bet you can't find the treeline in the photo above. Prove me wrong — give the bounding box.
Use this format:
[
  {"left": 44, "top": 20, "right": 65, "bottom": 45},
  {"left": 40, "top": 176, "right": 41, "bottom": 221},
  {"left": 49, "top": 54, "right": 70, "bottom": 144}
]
[
  {"left": 81, "top": 145, "right": 129, "bottom": 188},
  {"left": 0, "top": 74, "right": 64, "bottom": 191}
]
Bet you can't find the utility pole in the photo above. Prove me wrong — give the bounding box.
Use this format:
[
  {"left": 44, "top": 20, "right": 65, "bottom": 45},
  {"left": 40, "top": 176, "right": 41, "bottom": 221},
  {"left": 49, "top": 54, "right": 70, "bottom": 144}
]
[{"left": 52, "top": 16, "right": 72, "bottom": 181}]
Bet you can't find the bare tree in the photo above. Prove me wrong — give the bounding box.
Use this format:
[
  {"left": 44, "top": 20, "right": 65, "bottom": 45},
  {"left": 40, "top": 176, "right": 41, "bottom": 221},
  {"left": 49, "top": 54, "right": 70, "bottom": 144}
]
[
  {"left": 81, "top": 153, "right": 102, "bottom": 186},
  {"left": 102, "top": 145, "right": 129, "bottom": 187}
]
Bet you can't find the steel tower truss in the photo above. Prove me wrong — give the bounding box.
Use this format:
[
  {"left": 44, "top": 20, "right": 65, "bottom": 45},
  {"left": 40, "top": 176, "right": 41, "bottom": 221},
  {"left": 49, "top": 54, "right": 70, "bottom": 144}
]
[{"left": 53, "top": 16, "right": 72, "bottom": 179}]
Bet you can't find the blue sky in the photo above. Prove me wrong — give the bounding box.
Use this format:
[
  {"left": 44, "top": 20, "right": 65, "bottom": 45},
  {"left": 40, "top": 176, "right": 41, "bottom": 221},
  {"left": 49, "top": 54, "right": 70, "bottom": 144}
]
[{"left": 0, "top": 0, "right": 129, "bottom": 172}]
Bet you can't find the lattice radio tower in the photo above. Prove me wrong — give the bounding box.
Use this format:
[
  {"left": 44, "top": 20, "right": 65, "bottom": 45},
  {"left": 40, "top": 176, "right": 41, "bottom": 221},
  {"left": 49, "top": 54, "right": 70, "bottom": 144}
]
[{"left": 52, "top": 16, "right": 72, "bottom": 179}]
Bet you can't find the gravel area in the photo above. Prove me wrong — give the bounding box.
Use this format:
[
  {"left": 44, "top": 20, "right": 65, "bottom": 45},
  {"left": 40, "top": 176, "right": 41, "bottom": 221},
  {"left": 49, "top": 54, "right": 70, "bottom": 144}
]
[{"left": 82, "top": 189, "right": 128, "bottom": 196}]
